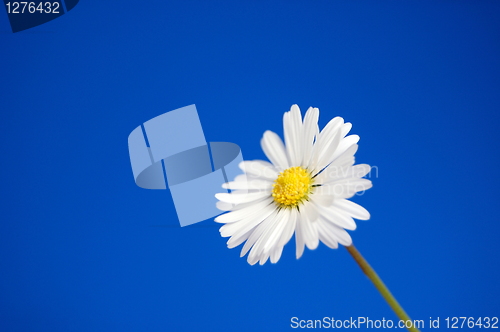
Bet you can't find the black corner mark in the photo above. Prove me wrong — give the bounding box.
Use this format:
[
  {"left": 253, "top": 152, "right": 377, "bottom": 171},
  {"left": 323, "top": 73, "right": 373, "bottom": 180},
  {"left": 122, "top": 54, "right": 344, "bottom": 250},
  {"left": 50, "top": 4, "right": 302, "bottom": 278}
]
[{"left": 3, "top": 0, "right": 79, "bottom": 33}]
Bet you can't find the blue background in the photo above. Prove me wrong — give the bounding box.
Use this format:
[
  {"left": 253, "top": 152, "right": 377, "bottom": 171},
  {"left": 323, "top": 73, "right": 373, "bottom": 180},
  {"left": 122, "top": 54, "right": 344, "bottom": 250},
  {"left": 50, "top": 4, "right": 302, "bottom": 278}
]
[{"left": 1, "top": 1, "right": 499, "bottom": 331}]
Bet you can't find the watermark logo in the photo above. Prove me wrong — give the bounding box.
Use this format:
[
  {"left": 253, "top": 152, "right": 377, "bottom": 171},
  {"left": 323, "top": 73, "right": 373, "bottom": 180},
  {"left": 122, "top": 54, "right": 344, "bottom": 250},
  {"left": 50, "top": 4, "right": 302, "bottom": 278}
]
[
  {"left": 3, "top": 0, "right": 79, "bottom": 32},
  {"left": 128, "top": 105, "right": 244, "bottom": 227}
]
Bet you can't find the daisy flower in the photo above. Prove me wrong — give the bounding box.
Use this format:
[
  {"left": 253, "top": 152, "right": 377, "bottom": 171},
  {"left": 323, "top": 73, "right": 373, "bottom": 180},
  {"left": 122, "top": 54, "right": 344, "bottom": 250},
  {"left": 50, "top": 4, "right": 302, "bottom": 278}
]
[
  {"left": 214, "top": 105, "right": 419, "bottom": 331},
  {"left": 214, "top": 105, "right": 372, "bottom": 265}
]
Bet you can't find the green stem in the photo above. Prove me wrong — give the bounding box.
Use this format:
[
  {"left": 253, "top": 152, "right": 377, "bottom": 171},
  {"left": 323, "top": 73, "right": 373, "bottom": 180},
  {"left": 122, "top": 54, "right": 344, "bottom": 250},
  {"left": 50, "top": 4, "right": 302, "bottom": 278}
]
[{"left": 345, "top": 244, "right": 420, "bottom": 332}]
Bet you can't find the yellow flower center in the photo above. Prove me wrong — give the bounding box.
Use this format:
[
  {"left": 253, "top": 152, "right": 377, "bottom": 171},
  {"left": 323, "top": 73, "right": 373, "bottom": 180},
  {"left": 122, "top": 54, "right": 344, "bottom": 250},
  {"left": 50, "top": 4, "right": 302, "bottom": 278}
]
[{"left": 272, "top": 166, "right": 313, "bottom": 207}]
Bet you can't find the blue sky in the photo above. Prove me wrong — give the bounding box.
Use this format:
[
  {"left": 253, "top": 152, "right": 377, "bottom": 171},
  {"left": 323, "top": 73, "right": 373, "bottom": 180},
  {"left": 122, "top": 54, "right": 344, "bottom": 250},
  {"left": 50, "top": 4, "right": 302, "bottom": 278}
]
[{"left": 1, "top": 1, "right": 499, "bottom": 331}]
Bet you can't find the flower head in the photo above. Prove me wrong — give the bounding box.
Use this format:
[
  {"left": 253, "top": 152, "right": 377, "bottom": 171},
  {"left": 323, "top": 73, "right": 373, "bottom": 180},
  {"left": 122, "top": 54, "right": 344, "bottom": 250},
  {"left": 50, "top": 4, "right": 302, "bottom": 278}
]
[{"left": 215, "top": 105, "right": 372, "bottom": 265}]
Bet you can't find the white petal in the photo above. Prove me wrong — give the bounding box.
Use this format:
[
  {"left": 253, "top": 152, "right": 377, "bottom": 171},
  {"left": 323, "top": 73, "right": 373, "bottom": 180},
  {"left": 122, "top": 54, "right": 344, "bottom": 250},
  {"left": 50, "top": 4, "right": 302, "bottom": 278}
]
[
  {"left": 247, "top": 253, "right": 260, "bottom": 266},
  {"left": 283, "top": 105, "right": 304, "bottom": 166},
  {"left": 318, "top": 164, "right": 371, "bottom": 184},
  {"left": 320, "top": 179, "right": 373, "bottom": 198},
  {"left": 215, "top": 197, "right": 273, "bottom": 224},
  {"left": 331, "top": 135, "right": 360, "bottom": 161},
  {"left": 301, "top": 107, "right": 319, "bottom": 168},
  {"left": 262, "top": 209, "right": 290, "bottom": 252},
  {"left": 313, "top": 165, "right": 348, "bottom": 184},
  {"left": 216, "top": 201, "right": 233, "bottom": 211},
  {"left": 247, "top": 212, "right": 280, "bottom": 265},
  {"left": 310, "top": 117, "right": 343, "bottom": 171},
  {"left": 249, "top": 209, "right": 288, "bottom": 263},
  {"left": 221, "top": 202, "right": 276, "bottom": 238},
  {"left": 300, "top": 202, "right": 319, "bottom": 250},
  {"left": 215, "top": 191, "right": 269, "bottom": 205},
  {"left": 314, "top": 177, "right": 372, "bottom": 199},
  {"left": 270, "top": 245, "right": 284, "bottom": 263},
  {"left": 261, "top": 131, "right": 289, "bottom": 170},
  {"left": 239, "top": 160, "right": 278, "bottom": 180},
  {"left": 259, "top": 252, "right": 270, "bottom": 265},
  {"left": 302, "top": 200, "right": 319, "bottom": 222},
  {"left": 217, "top": 193, "right": 270, "bottom": 214},
  {"left": 295, "top": 212, "right": 305, "bottom": 259},
  {"left": 309, "top": 191, "right": 335, "bottom": 206},
  {"left": 330, "top": 225, "right": 352, "bottom": 246},
  {"left": 227, "top": 228, "right": 253, "bottom": 248},
  {"left": 278, "top": 207, "right": 297, "bottom": 247},
  {"left": 317, "top": 218, "right": 352, "bottom": 247},
  {"left": 313, "top": 201, "right": 357, "bottom": 230},
  {"left": 317, "top": 219, "right": 339, "bottom": 249},
  {"left": 233, "top": 173, "right": 272, "bottom": 183},
  {"left": 241, "top": 209, "right": 279, "bottom": 258},
  {"left": 225, "top": 207, "right": 275, "bottom": 243},
  {"left": 348, "top": 164, "right": 371, "bottom": 179},
  {"left": 330, "top": 155, "right": 355, "bottom": 169},
  {"left": 340, "top": 122, "right": 352, "bottom": 137},
  {"left": 315, "top": 129, "right": 341, "bottom": 172},
  {"left": 321, "top": 176, "right": 371, "bottom": 189},
  {"left": 222, "top": 179, "right": 272, "bottom": 191},
  {"left": 318, "top": 117, "right": 344, "bottom": 146},
  {"left": 262, "top": 209, "right": 289, "bottom": 252},
  {"left": 333, "top": 199, "right": 370, "bottom": 220},
  {"left": 327, "top": 149, "right": 358, "bottom": 177}
]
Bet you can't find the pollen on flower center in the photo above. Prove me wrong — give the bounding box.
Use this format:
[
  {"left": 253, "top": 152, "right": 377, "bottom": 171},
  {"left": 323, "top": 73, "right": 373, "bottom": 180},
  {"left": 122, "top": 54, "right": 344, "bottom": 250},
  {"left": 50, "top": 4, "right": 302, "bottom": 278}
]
[{"left": 272, "top": 166, "right": 313, "bottom": 207}]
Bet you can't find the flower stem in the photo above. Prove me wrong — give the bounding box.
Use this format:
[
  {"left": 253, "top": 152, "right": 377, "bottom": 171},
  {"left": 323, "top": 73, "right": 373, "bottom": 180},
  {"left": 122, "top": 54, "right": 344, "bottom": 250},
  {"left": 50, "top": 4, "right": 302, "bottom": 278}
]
[{"left": 345, "top": 244, "right": 420, "bottom": 332}]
